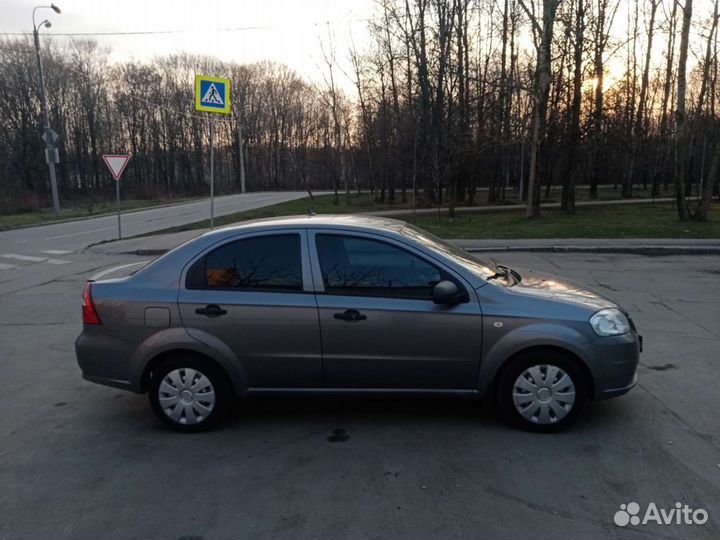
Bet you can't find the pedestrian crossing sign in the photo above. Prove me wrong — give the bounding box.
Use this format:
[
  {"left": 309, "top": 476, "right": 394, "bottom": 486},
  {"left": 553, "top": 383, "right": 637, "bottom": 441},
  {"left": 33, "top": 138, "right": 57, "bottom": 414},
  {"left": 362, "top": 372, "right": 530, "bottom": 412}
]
[{"left": 195, "top": 75, "right": 231, "bottom": 114}]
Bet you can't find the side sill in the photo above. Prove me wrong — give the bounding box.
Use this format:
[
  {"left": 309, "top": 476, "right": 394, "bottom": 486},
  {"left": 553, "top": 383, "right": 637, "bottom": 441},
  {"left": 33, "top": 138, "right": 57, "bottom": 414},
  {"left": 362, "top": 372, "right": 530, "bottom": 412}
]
[
  {"left": 82, "top": 373, "right": 140, "bottom": 393},
  {"left": 242, "top": 388, "right": 481, "bottom": 399}
]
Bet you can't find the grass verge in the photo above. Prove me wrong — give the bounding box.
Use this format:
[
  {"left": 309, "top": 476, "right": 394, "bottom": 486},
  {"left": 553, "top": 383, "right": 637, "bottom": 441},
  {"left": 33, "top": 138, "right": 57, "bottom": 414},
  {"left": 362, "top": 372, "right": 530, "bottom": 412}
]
[
  {"left": 407, "top": 203, "right": 720, "bottom": 238},
  {"left": 139, "top": 193, "right": 720, "bottom": 239},
  {"left": 1, "top": 184, "right": 677, "bottom": 232}
]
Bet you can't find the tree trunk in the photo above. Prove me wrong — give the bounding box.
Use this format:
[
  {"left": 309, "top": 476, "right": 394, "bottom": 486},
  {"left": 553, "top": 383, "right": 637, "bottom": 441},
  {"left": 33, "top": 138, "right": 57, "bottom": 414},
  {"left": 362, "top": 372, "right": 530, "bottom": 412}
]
[
  {"left": 521, "top": 0, "right": 561, "bottom": 218},
  {"left": 674, "top": 0, "right": 692, "bottom": 221},
  {"left": 562, "top": 0, "right": 584, "bottom": 213},
  {"left": 625, "top": 0, "right": 657, "bottom": 199},
  {"left": 689, "top": 0, "right": 719, "bottom": 220}
]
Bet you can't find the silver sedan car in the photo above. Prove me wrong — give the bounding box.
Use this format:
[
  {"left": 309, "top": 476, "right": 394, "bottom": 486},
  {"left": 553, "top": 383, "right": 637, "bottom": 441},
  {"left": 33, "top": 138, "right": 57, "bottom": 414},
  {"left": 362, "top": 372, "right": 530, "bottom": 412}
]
[{"left": 76, "top": 215, "right": 641, "bottom": 432}]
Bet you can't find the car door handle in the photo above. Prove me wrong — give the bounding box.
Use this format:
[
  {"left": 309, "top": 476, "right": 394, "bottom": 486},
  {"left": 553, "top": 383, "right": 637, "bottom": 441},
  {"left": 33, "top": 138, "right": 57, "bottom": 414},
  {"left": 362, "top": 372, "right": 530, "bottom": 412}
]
[
  {"left": 195, "top": 304, "right": 227, "bottom": 318},
  {"left": 333, "top": 309, "right": 367, "bottom": 322}
]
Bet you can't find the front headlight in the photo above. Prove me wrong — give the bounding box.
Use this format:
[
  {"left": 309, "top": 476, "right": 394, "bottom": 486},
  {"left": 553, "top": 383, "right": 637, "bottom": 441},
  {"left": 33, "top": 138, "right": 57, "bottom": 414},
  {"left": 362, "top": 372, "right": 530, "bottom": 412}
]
[{"left": 589, "top": 308, "right": 630, "bottom": 336}]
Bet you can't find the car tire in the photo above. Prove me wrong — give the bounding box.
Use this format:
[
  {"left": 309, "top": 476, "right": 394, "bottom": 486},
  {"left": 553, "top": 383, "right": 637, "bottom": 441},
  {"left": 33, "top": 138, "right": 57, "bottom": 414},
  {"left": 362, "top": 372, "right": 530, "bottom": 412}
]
[
  {"left": 149, "top": 355, "right": 231, "bottom": 433},
  {"left": 497, "top": 350, "right": 587, "bottom": 433}
]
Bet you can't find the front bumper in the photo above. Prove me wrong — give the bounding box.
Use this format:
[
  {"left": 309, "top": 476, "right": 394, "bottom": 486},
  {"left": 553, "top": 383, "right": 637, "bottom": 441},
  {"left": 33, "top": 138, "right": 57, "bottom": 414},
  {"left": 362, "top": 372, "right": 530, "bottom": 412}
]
[
  {"left": 599, "top": 370, "right": 638, "bottom": 399},
  {"left": 582, "top": 330, "right": 641, "bottom": 400}
]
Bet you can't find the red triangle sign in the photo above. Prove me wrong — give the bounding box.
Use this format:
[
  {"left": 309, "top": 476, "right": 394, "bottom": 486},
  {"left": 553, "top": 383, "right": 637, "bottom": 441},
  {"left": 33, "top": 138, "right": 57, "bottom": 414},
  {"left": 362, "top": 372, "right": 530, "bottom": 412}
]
[{"left": 102, "top": 154, "right": 131, "bottom": 180}]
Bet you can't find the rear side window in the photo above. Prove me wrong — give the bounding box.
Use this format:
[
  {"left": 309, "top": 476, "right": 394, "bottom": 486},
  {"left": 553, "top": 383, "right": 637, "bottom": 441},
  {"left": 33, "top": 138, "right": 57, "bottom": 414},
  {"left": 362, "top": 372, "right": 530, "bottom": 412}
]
[
  {"left": 315, "top": 234, "right": 443, "bottom": 299},
  {"left": 190, "top": 234, "right": 303, "bottom": 291}
]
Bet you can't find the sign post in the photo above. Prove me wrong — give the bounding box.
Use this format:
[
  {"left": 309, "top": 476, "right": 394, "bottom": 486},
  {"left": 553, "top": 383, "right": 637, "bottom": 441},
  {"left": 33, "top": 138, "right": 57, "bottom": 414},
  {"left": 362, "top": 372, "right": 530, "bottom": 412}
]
[
  {"left": 195, "top": 74, "right": 231, "bottom": 229},
  {"left": 102, "top": 154, "right": 131, "bottom": 239},
  {"left": 116, "top": 176, "right": 121, "bottom": 239},
  {"left": 209, "top": 115, "right": 216, "bottom": 228}
]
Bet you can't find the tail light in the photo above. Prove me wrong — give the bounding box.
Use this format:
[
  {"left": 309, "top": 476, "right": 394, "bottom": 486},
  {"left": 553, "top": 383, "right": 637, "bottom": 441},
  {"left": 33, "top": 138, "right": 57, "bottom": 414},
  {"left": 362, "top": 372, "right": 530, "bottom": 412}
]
[{"left": 82, "top": 281, "right": 101, "bottom": 325}]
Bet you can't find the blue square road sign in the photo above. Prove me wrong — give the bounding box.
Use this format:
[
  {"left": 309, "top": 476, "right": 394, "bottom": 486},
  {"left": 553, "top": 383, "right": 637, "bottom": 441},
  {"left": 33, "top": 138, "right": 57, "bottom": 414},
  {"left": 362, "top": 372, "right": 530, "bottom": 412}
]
[{"left": 195, "top": 75, "right": 231, "bottom": 114}]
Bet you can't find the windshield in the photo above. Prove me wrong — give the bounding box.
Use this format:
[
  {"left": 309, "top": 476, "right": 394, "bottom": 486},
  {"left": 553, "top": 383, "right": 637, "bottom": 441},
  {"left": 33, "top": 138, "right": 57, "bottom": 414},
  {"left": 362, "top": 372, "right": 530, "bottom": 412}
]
[{"left": 400, "top": 224, "right": 498, "bottom": 280}]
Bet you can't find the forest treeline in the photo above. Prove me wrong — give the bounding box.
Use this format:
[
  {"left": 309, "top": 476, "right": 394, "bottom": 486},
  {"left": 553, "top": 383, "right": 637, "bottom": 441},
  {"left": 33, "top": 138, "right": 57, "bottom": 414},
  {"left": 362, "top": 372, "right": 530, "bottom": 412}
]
[{"left": 1, "top": 0, "right": 719, "bottom": 220}]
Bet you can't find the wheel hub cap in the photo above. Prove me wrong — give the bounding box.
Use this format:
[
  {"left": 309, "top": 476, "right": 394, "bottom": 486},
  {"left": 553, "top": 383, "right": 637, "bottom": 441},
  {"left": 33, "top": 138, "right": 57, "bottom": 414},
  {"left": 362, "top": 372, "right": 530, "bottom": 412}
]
[
  {"left": 158, "top": 368, "right": 216, "bottom": 425},
  {"left": 512, "top": 364, "right": 576, "bottom": 424}
]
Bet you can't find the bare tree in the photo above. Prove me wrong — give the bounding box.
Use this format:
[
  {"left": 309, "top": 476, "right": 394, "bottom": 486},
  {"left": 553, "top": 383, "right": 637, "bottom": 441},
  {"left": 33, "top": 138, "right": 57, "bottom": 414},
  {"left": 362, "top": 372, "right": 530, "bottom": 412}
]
[
  {"left": 674, "top": 0, "right": 693, "bottom": 220},
  {"left": 625, "top": 0, "right": 658, "bottom": 198},
  {"left": 519, "top": 0, "right": 563, "bottom": 218},
  {"left": 318, "top": 24, "right": 348, "bottom": 204},
  {"left": 561, "top": 0, "right": 585, "bottom": 212},
  {"left": 1, "top": 0, "right": 718, "bottom": 224}
]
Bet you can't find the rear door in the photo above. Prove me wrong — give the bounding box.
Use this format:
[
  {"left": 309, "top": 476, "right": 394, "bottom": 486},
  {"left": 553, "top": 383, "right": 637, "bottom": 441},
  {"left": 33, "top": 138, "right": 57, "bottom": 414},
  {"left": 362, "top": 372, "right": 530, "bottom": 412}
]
[
  {"left": 178, "top": 230, "right": 322, "bottom": 388},
  {"left": 309, "top": 231, "right": 483, "bottom": 389}
]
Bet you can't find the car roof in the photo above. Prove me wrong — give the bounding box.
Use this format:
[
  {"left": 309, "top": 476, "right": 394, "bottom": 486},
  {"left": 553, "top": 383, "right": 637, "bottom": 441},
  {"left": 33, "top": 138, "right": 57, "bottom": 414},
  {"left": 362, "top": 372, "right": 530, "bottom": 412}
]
[
  {"left": 131, "top": 214, "right": 410, "bottom": 284},
  {"left": 202, "top": 214, "right": 407, "bottom": 239}
]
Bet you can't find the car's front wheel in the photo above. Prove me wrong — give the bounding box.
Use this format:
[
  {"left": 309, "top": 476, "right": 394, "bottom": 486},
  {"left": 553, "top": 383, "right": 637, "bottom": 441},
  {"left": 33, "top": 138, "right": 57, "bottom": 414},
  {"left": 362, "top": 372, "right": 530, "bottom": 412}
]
[
  {"left": 149, "top": 356, "right": 231, "bottom": 432},
  {"left": 497, "top": 351, "right": 587, "bottom": 432}
]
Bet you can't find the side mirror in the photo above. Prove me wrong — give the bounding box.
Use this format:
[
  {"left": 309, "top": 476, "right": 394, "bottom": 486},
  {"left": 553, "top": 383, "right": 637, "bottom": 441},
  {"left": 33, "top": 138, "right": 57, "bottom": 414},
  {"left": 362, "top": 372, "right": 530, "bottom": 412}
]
[{"left": 432, "top": 280, "right": 466, "bottom": 305}]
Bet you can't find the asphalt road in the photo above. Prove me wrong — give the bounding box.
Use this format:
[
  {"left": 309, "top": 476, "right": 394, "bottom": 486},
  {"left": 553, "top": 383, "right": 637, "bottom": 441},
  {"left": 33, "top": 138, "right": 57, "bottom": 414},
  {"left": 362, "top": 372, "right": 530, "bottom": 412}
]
[
  {"left": 0, "top": 191, "right": 310, "bottom": 254},
  {"left": 0, "top": 246, "right": 719, "bottom": 539}
]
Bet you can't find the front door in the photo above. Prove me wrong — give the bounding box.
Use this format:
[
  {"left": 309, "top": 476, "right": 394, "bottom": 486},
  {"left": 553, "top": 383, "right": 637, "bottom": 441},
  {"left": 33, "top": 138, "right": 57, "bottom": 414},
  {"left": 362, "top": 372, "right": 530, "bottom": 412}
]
[
  {"left": 178, "top": 231, "right": 322, "bottom": 388},
  {"left": 310, "top": 232, "right": 483, "bottom": 389}
]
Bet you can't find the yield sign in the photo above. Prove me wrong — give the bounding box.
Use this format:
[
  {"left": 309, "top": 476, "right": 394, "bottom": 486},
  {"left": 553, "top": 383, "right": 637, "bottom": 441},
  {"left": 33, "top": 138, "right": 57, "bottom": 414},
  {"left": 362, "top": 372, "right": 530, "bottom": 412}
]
[
  {"left": 41, "top": 128, "right": 59, "bottom": 145},
  {"left": 102, "top": 154, "right": 130, "bottom": 180}
]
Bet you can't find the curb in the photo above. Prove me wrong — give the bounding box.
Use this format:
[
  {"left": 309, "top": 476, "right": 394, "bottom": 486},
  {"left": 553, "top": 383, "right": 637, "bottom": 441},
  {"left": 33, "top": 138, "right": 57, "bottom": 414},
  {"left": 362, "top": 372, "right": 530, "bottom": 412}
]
[
  {"left": 465, "top": 246, "right": 720, "bottom": 256},
  {"left": 126, "top": 249, "right": 169, "bottom": 256}
]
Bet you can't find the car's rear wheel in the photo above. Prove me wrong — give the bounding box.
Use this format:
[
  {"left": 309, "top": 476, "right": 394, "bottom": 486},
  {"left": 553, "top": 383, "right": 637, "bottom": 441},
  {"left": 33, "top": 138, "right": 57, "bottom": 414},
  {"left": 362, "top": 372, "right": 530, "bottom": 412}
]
[
  {"left": 149, "top": 356, "right": 231, "bottom": 432},
  {"left": 497, "top": 350, "right": 587, "bottom": 432}
]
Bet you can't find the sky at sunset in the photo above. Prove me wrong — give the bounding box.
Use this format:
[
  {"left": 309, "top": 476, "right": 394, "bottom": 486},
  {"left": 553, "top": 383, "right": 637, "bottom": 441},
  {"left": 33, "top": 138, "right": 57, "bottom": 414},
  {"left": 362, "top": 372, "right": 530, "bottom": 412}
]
[
  {"left": 2, "top": 0, "right": 714, "bottom": 94},
  {"left": 2, "top": 0, "right": 375, "bottom": 89}
]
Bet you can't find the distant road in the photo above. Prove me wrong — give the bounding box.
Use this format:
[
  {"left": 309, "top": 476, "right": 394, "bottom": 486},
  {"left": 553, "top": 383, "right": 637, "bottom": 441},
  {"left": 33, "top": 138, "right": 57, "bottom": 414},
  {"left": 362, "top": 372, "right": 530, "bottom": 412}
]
[{"left": 0, "top": 191, "right": 310, "bottom": 254}]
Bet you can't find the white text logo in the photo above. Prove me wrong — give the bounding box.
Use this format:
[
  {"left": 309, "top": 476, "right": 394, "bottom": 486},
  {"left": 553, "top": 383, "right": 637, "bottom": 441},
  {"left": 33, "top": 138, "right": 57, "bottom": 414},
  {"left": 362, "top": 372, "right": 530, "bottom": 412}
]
[{"left": 614, "top": 502, "right": 708, "bottom": 527}]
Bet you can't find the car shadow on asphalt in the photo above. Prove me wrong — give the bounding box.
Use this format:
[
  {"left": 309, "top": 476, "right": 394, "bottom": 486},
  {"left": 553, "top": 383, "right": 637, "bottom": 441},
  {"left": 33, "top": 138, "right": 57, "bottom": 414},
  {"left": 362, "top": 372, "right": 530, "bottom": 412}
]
[
  {"left": 216, "top": 393, "right": 631, "bottom": 435},
  {"left": 113, "top": 388, "right": 633, "bottom": 437}
]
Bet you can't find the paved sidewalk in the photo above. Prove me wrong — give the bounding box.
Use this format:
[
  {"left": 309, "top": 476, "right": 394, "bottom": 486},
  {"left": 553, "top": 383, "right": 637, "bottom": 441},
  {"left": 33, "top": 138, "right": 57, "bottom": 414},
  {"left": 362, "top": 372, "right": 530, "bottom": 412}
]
[{"left": 365, "top": 196, "right": 678, "bottom": 217}]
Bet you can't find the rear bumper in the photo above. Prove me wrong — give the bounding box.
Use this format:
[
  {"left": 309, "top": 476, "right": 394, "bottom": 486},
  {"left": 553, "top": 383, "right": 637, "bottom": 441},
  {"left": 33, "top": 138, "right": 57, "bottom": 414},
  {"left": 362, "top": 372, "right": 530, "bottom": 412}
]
[{"left": 75, "top": 331, "right": 140, "bottom": 393}]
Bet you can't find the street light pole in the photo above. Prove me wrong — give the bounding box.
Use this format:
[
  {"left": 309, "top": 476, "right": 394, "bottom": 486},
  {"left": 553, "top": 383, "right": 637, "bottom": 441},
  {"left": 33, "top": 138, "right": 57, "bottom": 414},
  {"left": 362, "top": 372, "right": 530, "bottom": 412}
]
[
  {"left": 236, "top": 103, "right": 250, "bottom": 194},
  {"left": 237, "top": 118, "right": 246, "bottom": 194},
  {"left": 32, "top": 4, "right": 61, "bottom": 217}
]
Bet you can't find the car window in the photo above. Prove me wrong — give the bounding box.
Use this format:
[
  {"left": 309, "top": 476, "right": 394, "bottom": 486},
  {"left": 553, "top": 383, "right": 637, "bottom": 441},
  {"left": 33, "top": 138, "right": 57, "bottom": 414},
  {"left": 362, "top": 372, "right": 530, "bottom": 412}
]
[
  {"left": 204, "top": 234, "right": 302, "bottom": 291},
  {"left": 315, "top": 234, "right": 443, "bottom": 299}
]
